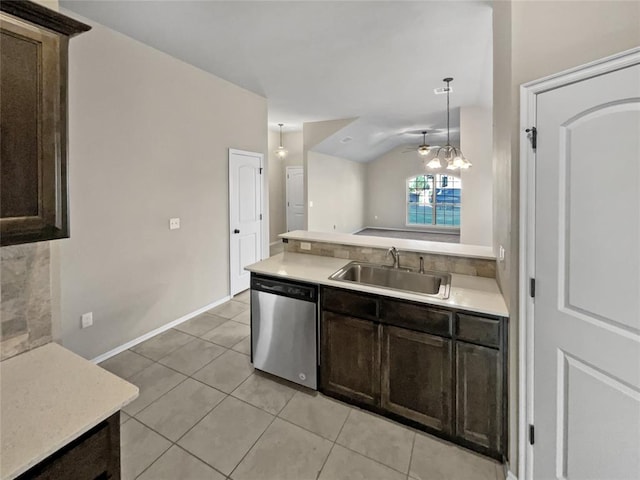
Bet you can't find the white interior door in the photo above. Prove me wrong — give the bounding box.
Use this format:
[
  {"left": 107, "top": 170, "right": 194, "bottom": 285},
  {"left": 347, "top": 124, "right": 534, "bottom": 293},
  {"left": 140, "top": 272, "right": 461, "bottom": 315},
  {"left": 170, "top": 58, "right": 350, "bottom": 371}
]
[
  {"left": 286, "top": 166, "right": 305, "bottom": 232},
  {"left": 533, "top": 63, "right": 640, "bottom": 479},
  {"left": 229, "top": 149, "right": 263, "bottom": 295}
]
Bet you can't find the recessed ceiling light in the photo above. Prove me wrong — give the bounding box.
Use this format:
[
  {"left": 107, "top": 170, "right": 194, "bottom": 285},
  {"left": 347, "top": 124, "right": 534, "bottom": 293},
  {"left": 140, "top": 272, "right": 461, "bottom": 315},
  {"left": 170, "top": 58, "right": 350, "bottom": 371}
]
[{"left": 340, "top": 136, "right": 353, "bottom": 144}]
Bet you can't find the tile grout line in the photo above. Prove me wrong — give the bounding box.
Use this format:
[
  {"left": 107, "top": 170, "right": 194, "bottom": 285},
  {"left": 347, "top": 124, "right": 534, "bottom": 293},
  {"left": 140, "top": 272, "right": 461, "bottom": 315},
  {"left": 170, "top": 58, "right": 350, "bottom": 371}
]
[
  {"left": 126, "top": 417, "right": 173, "bottom": 480},
  {"left": 226, "top": 410, "right": 279, "bottom": 480},
  {"left": 331, "top": 408, "right": 417, "bottom": 477},
  {"left": 127, "top": 345, "right": 414, "bottom": 479},
  {"left": 408, "top": 428, "right": 417, "bottom": 478},
  {"left": 107, "top": 300, "right": 256, "bottom": 479},
  {"left": 113, "top": 300, "right": 475, "bottom": 480},
  {"left": 315, "top": 407, "right": 352, "bottom": 479}
]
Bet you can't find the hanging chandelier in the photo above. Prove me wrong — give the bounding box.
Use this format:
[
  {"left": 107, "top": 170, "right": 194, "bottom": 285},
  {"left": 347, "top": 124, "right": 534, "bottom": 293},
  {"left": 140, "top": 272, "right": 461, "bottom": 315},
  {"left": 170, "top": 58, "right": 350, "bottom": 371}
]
[
  {"left": 275, "top": 123, "right": 288, "bottom": 159},
  {"left": 426, "top": 78, "right": 472, "bottom": 170}
]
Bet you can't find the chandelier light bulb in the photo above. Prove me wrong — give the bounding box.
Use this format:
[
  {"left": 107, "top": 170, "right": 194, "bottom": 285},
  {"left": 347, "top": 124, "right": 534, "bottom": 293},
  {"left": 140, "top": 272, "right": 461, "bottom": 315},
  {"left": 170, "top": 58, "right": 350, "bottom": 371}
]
[
  {"left": 452, "top": 156, "right": 465, "bottom": 169},
  {"left": 426, "top": 157, "right": 442, "bottom": 169},
  {"left": 274, "top": 123, "right": 288, "bottom": 159},
  {"left": 275, "top": 146, "right": 288, "bottom": 158}
]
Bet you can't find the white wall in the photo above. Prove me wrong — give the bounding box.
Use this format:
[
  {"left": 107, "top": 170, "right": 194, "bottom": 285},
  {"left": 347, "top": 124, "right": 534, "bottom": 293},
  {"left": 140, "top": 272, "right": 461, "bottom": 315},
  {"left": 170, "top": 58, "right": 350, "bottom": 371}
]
[
  {"left": 56, "top": 16, "right": 267, "bottom": 359},
  {"left": 307, "top": 151, "right": 365, "bottom": 234},
  {"left": 460, "top": 106, "right": 493, "bottom": 246},
  {"left": 364, "top": 147, "right": 432, "bottom": 230},
  {"left": 268, "top": 130, "right": 303, "bottom": 244},
  {"left": 492, "top": 0, "right": 640, "bottom": 472}
]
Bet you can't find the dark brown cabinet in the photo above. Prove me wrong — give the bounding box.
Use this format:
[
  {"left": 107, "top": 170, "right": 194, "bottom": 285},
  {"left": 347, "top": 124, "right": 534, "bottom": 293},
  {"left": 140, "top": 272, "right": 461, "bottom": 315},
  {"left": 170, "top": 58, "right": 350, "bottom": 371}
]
[
  {"left": 455, "top": 342, "right": 502, "bottom": 453},
  {"left": 320, "top": 285, "right": 507, "bottom": 461},
  {"left": 320, "top": 310, "right": 380, "bottom": 406},
  {"left": 0, "top": 1, "right": 90, "bottom": 246},
  {"left": 17, "top": 412, "right": 121, "bottom": 480},
  {"left": 381, "top": 325, "right": 452, "bottom": 434}
]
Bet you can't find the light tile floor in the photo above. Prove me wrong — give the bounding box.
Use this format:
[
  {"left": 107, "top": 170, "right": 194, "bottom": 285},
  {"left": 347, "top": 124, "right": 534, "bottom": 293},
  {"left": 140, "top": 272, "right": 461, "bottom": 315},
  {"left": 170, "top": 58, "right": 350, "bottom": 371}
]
[{"left": 101, "top": 294, "right": 505, "bottom": 480}]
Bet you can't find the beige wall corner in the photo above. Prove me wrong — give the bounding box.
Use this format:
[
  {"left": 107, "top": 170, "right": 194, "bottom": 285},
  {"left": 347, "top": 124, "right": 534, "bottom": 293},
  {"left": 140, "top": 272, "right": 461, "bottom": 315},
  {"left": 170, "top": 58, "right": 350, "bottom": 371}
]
[
  {"left": 460, "top": 106, "right": 493, "bottom": 247},
  {"left": 307, "top": 151, "right": 366, "bottom": 234},
  {"left": 302, "top": 117, "right": 358, "bottom": 151},
  {"left": 58, "top": 14, "right": 267, "bottom": 359}
]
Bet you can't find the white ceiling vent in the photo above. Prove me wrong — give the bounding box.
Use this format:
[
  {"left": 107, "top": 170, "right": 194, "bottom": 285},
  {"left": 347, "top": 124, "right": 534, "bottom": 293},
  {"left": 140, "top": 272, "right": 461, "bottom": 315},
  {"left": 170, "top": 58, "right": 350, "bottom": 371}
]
[{"left": 434, "top": 86, "right": 453, "bottom": 95}]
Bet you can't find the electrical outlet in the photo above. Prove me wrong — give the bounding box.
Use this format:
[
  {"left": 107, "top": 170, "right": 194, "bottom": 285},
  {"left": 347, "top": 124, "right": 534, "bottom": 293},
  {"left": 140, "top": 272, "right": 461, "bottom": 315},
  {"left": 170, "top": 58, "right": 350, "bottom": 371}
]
[
  {"left": 300, "top": 242, "right": 311, "bottom": 251},
  {"left": 169, "top": 218, "right": 180, "bottom": 230},
  {"left": 499, "top": 245, "right": 505, "bottom": 262},
  {"left": 81, "top": 312, "right": 93, "bottom": 329},
  {"left": 309, "top": 201, "right": 314, "bottom": 208}
]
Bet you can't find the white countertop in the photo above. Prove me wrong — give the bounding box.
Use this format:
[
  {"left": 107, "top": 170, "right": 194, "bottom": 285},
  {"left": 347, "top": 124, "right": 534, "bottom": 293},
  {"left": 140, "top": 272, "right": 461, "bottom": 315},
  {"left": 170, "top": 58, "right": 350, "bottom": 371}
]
[
  {"left": 0, "top": 343, "right": 139, "bottom": 480},
  {"left": 247, "top": 252, "right": 508, "bottom": 317},
  {"left": 280, "top": 230, "right": 496, "bottom": 260}
]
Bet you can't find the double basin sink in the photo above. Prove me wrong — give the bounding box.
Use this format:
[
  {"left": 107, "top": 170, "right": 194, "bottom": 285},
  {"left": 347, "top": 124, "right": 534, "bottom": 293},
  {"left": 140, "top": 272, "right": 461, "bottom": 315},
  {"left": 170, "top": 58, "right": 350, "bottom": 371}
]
[{"left": 329, "top": 261, "right": 451, "bottom": 299}]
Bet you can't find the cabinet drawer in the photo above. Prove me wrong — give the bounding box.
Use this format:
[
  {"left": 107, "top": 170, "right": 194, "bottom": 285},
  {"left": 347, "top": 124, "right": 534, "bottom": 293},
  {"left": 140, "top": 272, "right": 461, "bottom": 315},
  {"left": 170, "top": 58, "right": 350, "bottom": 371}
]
[
  {"left": 456, "top": 314, "right": 500, "bottom": 348},
  {"left": 380, "top": 299, "right": 452, "bottom": 337},
  {"left": 322, "top": 287, "right": 379, "bottom": 320}
]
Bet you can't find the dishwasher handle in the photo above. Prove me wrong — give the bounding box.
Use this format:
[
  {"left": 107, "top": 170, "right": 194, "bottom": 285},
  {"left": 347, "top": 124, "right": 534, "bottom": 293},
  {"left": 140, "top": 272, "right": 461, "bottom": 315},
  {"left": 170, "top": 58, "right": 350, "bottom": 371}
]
[{"left": 251, "top": 275, "right": 317, "bottom": 302}]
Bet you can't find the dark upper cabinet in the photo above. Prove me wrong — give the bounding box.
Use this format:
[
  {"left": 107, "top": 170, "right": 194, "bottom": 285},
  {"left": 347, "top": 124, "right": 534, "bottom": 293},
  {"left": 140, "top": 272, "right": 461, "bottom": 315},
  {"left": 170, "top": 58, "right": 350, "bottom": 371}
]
[
  {"left": 0, "top": 1, "right": 90, "bottom": 246},
  {"left": 381, "top": 325, "right": 453, "bottom": 434}
]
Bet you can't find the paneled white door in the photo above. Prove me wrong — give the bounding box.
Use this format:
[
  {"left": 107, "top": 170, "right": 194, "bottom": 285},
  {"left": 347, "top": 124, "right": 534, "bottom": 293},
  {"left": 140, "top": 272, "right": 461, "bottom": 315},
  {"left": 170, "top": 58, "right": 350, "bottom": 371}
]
[
  {"left": 286, "top": 166, "right": 305, "bottom": 232},
  {"left": 229, "top": 149, "right": 263, "bottom": 295},
  {"left": 533, "top": 63, "right": 640, "bottom": 479}
]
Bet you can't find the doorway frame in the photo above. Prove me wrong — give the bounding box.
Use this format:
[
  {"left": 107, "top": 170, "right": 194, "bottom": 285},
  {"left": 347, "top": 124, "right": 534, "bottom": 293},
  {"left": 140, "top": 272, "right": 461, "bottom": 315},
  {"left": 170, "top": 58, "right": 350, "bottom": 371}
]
[
  {"left": 518, "top": 46, "right": 640, "bottom": 480},
  {"left": 228, "top": 148, "right": 267, "bottom": 296},
  {"left": 285, "top": 165, "right": 304, "bottom": 232}
]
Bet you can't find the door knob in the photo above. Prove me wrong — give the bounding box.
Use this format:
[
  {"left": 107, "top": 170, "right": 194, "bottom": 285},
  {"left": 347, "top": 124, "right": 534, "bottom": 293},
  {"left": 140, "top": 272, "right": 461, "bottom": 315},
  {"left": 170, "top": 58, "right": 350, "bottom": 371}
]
[{"left": 234, "top": 229, "right": 240, "bottom": 234}]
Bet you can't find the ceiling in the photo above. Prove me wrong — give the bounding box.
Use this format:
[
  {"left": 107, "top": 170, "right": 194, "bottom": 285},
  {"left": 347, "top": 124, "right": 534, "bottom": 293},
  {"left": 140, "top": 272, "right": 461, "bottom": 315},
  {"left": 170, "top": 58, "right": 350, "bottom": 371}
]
[{"left": 61, "top": 1, "right": 493, "bottom": 162}]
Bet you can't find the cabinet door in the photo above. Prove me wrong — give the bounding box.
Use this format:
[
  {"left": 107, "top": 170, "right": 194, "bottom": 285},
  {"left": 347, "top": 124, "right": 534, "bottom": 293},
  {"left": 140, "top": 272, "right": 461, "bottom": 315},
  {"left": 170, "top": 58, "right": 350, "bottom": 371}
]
[
  {"left": 381, "top": 325, "right": 453, "bottom": 433},
  {"left": 320, "top": 311, "right": 380, "bottom": 406},
  {"left": 0, "top": 14, "right": 66, "bottom": 245},
  {"left": 455, "top": 342, "right": 502, "bottom": 453}
]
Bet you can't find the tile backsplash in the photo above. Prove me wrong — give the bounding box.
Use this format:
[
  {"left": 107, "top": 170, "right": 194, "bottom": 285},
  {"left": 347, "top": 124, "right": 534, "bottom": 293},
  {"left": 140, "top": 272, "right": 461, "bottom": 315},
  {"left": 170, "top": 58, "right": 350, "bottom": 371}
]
[
  {"left": 1, "top": 243, "right": 52, "bottom": 361},
  {"left": 284, "top": 239, "right": 496, "bottom": 278}
]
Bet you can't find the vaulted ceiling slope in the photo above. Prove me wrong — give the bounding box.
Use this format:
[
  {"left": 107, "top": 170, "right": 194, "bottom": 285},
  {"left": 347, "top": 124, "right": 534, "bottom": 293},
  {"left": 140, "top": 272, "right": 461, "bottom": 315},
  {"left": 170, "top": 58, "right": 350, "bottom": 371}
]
[{"left": 61, "top": 1, "right": 493, "bottom": 162}]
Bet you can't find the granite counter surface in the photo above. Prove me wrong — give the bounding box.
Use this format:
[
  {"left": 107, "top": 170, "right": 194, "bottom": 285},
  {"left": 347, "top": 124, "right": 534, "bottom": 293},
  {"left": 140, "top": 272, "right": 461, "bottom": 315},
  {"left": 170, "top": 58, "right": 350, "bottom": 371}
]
[
  {"left": 0, "top": 343, "right": 138, "bottom": 480},
  {"left": 246, "top": 252, "right": 508, "bottom": 317}
]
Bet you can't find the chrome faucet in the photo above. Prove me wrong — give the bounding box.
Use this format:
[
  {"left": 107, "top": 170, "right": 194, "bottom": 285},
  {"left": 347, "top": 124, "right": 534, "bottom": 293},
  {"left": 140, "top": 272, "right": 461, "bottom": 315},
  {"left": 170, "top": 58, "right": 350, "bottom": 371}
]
[{"left": 387, "top": 247, "right": 400, "bottom": 269}]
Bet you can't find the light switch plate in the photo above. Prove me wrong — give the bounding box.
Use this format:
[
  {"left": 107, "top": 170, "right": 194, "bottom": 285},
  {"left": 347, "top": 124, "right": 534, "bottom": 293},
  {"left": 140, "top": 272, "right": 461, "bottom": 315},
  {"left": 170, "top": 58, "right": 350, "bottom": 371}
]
[
  {"left": 169, "top": 218, "right": 180, "bottom": 230},
  {"left": 498, "top": 245, "right": 505, "bottom": 262},
  {"left": 300, "top": 242, "right": 311, "bottom": 250}
]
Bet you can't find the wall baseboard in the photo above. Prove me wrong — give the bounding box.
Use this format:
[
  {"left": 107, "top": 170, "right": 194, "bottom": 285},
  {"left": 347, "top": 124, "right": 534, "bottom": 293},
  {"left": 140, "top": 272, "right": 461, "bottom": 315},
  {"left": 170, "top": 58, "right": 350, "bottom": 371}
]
[
  {"left": 269, "top": 240, "right": 281, "bottom": 247},
  {"left": 91, "top": 295, "right": 232, "bottom": 364},
  {"left": 350, "top": 227, "right": 366, "bottom": 234}
]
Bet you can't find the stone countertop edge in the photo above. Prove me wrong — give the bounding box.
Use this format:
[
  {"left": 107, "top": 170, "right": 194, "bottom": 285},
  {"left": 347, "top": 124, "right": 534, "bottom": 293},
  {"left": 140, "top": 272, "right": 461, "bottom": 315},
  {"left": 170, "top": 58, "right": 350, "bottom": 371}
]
[
  {"left": 0, "top": 343, "right": 139, "bottom": 480},
  {"left": 279, "top": 230, "right": 497, "bottom": 260},
  {"left": 246, "top": 252, "right": 509, "bottom": 318}
]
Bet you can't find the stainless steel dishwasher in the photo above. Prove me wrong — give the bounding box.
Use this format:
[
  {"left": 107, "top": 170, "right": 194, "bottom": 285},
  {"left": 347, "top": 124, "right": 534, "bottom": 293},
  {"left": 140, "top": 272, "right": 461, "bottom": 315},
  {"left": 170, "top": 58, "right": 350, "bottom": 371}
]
[{"left": 250, "top": 274, "right": 318, "bottom": 389}]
